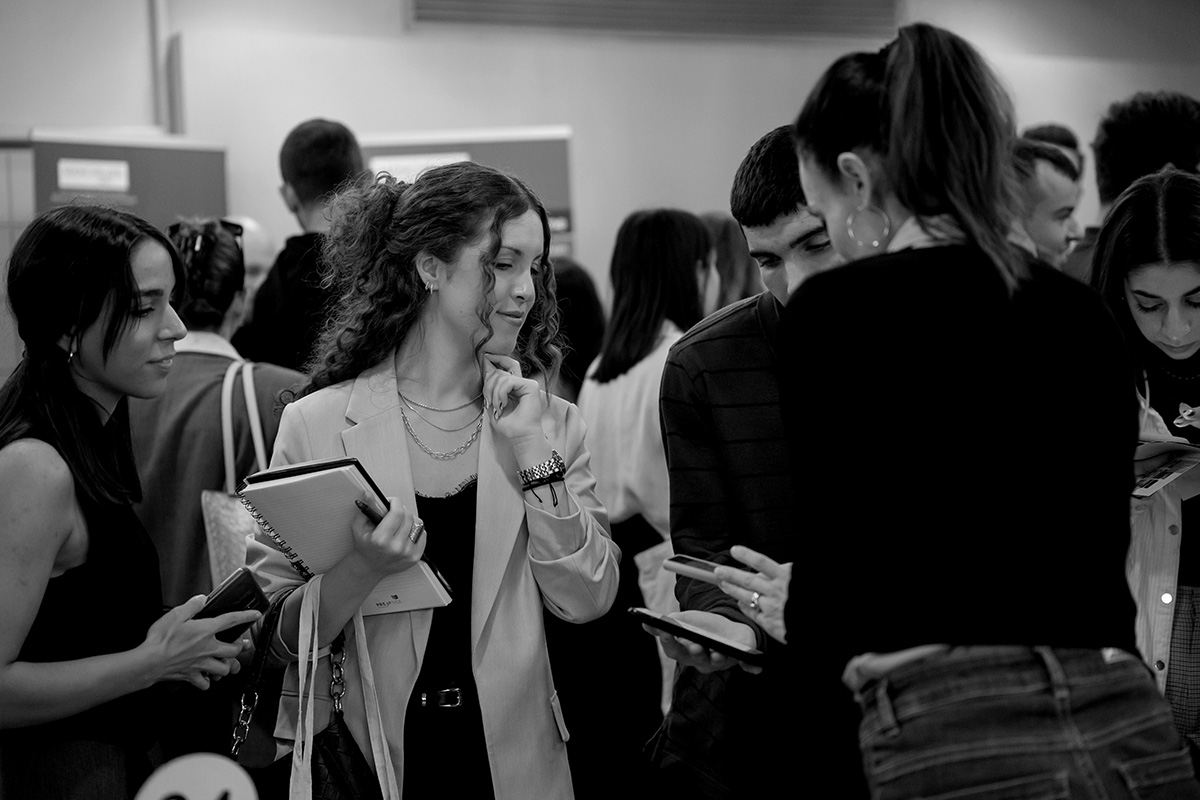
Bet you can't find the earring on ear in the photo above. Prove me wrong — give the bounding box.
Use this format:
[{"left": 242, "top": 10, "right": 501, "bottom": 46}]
[
  {"left": 846, "top": 204, "right": 892, "bottom": 250},
  {"left": 427, "top": 283, "right": 438, "bottom": 292}
]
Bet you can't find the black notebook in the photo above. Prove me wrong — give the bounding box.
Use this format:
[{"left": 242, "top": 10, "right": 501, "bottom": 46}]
[{"left": 239, "top": 457, "right": 452, "bottom": 615}]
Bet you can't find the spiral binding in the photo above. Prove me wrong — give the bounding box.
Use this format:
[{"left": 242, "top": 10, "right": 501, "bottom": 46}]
[{"left": 237, "top": 487, "right": 315, "bottom": 582}]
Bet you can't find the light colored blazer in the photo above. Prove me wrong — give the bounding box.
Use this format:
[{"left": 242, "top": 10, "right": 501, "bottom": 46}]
[{"left": 245, "top": 356, "right": 620, "bottom": 798}]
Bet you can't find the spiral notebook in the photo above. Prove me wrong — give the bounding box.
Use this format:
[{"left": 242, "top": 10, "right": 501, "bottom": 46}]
[{"left": 238, "top": 457, "right": 452, "bottom": 616}]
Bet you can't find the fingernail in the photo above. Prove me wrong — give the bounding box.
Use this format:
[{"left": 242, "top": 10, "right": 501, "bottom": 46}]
[
  {"left": 354, "top": 500, "right": 367, "bottom": 512},
  {"left": 494, "top": 408, "right": 501, "bottom": 420}
]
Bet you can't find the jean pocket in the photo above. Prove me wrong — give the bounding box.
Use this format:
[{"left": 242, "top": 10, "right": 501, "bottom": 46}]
[
  {"left": 1118, "top": 749, "right": 1200, "bottom": 800},
  {"left": 880, "top": 771, "right": 1069, "bottom": 800}
]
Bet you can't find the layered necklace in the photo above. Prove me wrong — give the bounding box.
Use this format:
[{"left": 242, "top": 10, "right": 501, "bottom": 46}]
[{"left": 398, "top": 390, "right": 484, "bottom": 461}]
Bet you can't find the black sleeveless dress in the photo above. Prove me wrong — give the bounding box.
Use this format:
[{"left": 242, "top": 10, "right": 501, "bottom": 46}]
[{"left": 0, "top": 415, "right": 165, "bottom": 799}]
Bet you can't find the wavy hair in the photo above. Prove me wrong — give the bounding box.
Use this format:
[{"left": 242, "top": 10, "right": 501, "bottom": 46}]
[
  {"left": 1091, "top": 168, "right": 1200, "bottom": 375},
  {"left": 298, "top": 162, "right": 560, "bottom": 397},
  {"left": 793, "top": 22, "right": 1025, "bottom": 291},
  {"left": 0, "top": 204, "right": 183, "bottom": 504}
]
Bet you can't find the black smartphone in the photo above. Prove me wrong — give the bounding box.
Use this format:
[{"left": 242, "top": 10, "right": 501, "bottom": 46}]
[
  {"left": 629, "top": 607, "right": 765, "bottom": 668},
  {"left": 194, "top": 567, "right": 270, "bottom": 642},
  {"left": 662, "top": 554, "right": 725, "bottom": 586}
]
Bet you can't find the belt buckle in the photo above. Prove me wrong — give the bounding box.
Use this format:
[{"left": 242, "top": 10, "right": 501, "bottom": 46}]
[{"left": 420, "top": 687, "right": 463, "bottom": 708}]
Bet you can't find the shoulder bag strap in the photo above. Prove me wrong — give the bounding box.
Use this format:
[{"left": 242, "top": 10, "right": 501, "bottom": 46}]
[
  {"left": 240, "top": 361, "right": 269, "bottom": 473},
  {"left": 219, "top": 360, "right": 242, "bottom": 495}
]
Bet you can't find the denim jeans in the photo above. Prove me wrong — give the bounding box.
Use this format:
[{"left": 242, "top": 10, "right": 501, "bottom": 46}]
[{"left": 857, "top": 647, "right": 1200, "bottom": 799}]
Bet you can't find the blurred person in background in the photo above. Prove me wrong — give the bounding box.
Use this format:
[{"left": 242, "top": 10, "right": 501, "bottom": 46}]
[
  {"left": 233, "top": 118, "right": 364, "bottom": 371},
  {"left": 701, "top": 211, "right": 762, "bottom": 310},
  {"left": 548, "top": 255, "right": 604, "bottom": 404},
  {"left": 223, "top": 215, "right": 278, "bottom": 321},
  {"left": 1063, "top": 91, "right": 1200, "bottom": 283},
  {"left": 567, "top": 209, "right": 709, "bottom": 796},
  {"left": 1013, "top": 137, "right": 1083, "bottom": 268}
]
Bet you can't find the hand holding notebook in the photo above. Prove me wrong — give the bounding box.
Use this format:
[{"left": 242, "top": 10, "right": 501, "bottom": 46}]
[{"left": 239, "top": 457, "right": 452, "bottom": 615}]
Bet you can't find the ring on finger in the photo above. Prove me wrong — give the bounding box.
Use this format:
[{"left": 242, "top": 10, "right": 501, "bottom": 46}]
[
  {"left": 748, "top": 591, "right": 761, "bottom": 612},
  {"left": 408, "top": 519, "right": 426, "bottom": 544}
]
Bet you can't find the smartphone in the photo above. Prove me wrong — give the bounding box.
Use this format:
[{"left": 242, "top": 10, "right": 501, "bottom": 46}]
[
  {"left": 194, "top": 567, "right": 270, "bottom": 642},
  {"left": 629, "top": 607, "right": 765, "bottom": 668},
  {"left": 662, "top": 554, "right": 725, "bottom": 586}
]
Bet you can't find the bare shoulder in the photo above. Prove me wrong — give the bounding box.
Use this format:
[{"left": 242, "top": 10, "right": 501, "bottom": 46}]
[{"left": 0, "top": 438, "right": 76, "bottom": 537}]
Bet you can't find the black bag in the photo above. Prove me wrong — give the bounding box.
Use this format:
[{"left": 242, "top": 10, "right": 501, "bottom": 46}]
[{"left": 233, "top": 589, "right": 382, "bottom": 800}]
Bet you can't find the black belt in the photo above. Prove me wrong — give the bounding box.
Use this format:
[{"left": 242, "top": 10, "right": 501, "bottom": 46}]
[{"left": 413, "top": 682, "right": 473, "bottom": 709}]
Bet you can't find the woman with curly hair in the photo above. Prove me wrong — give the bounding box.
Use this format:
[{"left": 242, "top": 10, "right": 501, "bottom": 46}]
[{"left": 247, "top": 162, "right": 620, "bottom": 798}]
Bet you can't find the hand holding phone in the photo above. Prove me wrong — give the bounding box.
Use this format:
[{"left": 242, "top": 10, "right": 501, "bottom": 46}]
[
  {"left": 662, "top": 554, "right": 724, "bottom": 585},
  {"left": 193, "top": 567, "right": 270, "bottom": 642},
  {"left": 630, "top": 607, "right": 765, "bottom": 668}
]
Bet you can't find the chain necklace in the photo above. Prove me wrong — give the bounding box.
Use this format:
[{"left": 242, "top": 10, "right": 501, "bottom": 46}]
[
  {"left": 399, "top": 405, "right": 483, "bottom": 460},
  {"left": 399, "top": 392, "right": 483, "bottom": 432},
  {"left": 398, "top": 390, "right": 483, "bottom": 413}
]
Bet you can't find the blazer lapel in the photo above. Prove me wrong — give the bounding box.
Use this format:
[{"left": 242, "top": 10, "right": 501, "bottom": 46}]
[
  {"left": 339, "top": 358, "right": 431, "bottom": 667},
  {"left": 471, "top": 415, "right": 526, "bottom": 653}
]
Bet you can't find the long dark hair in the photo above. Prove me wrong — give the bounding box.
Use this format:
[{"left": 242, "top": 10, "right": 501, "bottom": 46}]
[
  {"left": 169, "top": 218, "right": 245, "bottom": 330},
  {"left": 299, "top": 162, "right": 561, "bottom": 397},
  {"left": 591, "top": 209, "right": 708, "bottom": 383},
  {"left": 0, "top": 205, "right": 183, "bottom": 505},
  {"left": 793, "top": 22, "right": 1025, "bottom": 290},
  {"left": 1091, "top": 168, "right": 1200, "bottom": 375}
]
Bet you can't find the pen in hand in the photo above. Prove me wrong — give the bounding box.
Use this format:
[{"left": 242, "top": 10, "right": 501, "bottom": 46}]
[{"left": 354, "top": 499, "right": 384, "bottom": 526}]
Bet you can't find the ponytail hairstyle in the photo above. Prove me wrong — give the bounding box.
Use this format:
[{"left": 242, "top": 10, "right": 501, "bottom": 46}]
[
  {"left": 1091, "top": 167, "right": 1200, "bottom": 373},
  {"left": 168, "top": 218, "right": 245, "bottom": 330},
  {"left": 794, "top": 22, "right": 1026, "bottom": 290},
  {"left": 299, "top": 162, "right": 560, "bottom": 397},
  {"left": 0, "top": 204, "right": 183, "bottom": 505},
  {"left": 591, "top": 209, "right": 708, "bottom": 383}
]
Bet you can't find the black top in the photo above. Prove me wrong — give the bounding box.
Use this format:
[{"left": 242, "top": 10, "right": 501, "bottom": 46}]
[
  {"left": 412, "top": 479, "right": 479, "bottom": 693},
  {"left": 1138, "top": 336, "right": 1200, "bottom": 585},
  {"left": 232, "top": 232, "right": 330, "bottom": 372},
  {"left": 2, "top": 417, "right": 164, "bottom": 747},
  {"left": 781, "top": 245, "right": 1137, "bottom": 661}
]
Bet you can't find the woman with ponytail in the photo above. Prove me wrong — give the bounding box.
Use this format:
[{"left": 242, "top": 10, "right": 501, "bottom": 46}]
[
  {"left": 0, "top": 206, "right": 260, "bottom": 797},
  {"left": 714, "top": 23, "right": 1198, "bottom": 798},
  {"left": 246, "top": 163, "right": 619, "bottom": 798}
]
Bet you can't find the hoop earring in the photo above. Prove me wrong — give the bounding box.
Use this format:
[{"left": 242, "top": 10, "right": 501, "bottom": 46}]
[{"left": 846, "top": 205, "right": 891, "bottom": 250}]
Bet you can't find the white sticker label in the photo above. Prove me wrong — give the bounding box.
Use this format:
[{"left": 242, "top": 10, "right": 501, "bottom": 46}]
[
  {"left": 56, "top": 158, "right": 131, "bottom": 192},
  {"left": 368, "top": 152, "right": 470, "bottom": 183}
]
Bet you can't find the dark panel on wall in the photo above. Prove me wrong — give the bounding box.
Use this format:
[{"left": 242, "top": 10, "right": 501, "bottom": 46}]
[
  {"left": 32, "top": 140, "right": 225, "bottom": 231},
  {"left": 411, "top": 0, "right": 897, "bottom": 38}
]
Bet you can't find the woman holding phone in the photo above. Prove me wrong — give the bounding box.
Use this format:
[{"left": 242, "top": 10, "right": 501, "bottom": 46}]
[
  {"left": 246, "top": 163, "right": 620, "bottom": 799},
  {"left": 711, "top": 23, "right": 1198, "bottom": 799},
  {"left": 1090, "top": 167, "right": 1200, "bottom": 772},
  {"left": 0, "top": 205, "right": 260, "bottom": 797}
]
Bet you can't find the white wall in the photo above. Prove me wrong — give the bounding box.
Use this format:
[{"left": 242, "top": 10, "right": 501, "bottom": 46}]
[
  {"left": 3, "top": 0, "right": 1200, "bottom": 290},
  {"left": 0, "top": 0, "right": 157, "bottom": 133}
]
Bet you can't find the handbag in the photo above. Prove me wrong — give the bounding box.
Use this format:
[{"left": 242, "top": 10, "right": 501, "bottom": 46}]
[
  {"left": 201, "top": 360, "right": 268, "bottom": 586},
  {"left": 234, "top": 576, "right": 400, "bottom": 800}
]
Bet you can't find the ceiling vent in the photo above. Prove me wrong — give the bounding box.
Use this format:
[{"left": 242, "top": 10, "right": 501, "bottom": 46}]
[{"left": 409, "top": 0, "right": 898, "bottom": 39}]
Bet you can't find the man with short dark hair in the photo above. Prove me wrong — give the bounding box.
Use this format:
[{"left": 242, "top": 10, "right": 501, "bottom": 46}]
[
  {"left": 1063, "top": 91, "right": 1200, "bottom": 283},
  {"left": 1013, "top": 137, "right": 1083, "bottom": 268},
  {"left": 646, "top": 125, "right": 851, "bottom": 797},
  {"left": 232, "top": 118, "right": 363, "bottom": 370}
]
